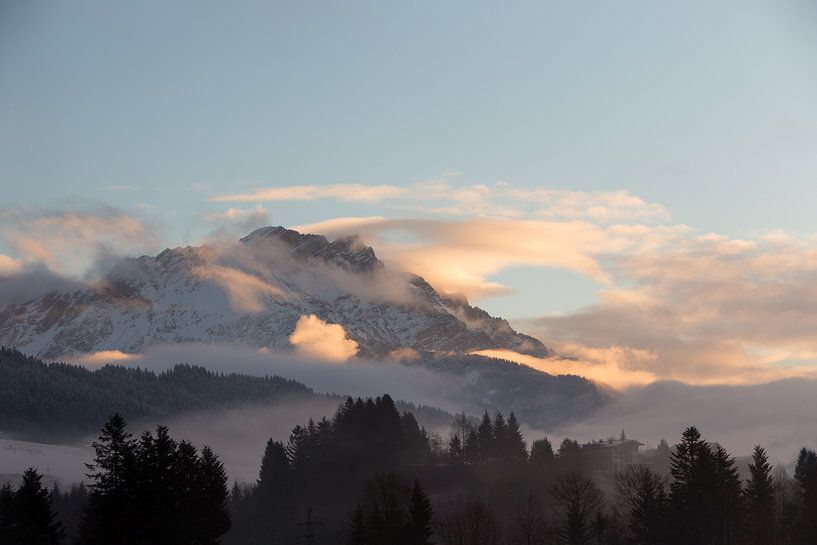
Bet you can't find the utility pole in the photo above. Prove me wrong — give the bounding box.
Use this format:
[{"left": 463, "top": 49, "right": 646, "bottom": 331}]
[{"left": 296, "top": 508, "right": 323, "bottom": 545}]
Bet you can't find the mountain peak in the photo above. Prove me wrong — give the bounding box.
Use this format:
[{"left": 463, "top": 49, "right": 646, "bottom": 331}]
[{"left": 241, "top": 226, "right": 381, "bottom": 273}]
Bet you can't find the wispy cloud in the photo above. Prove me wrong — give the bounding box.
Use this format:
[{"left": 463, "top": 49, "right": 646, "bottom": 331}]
[
  {"left": 202, "top": 205, "right": 270, "bottom": 232},
  {"left": 209, "top": 179, "right": 669, "bottom": 224},
  {"left": 212, "top": 184, "right": 407, "bottom": 203},
  {"left": 0, "top": 207, "right": 160, "bottom": 278}
]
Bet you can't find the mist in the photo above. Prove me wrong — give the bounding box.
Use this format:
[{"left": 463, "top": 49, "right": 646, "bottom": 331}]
[{"left": 548, "top": 378, "right": 817, "bottom": 466}]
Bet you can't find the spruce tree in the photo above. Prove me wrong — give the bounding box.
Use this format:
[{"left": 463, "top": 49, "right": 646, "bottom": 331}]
[
  {"left": 492, "top": 412, "right": 507, "bottom": 462},
  {"left": 530, "top": 438, "right": 555, "bottom": 468},
  {"left": 616, "top": 465, "right": 668, "bottom": 545},
  {"left": 669, "top": 426, "right": 712, "bottom": 545},
  {"left": 0, "top": 482, "right": 15, "bottom": 541},
  {"left": 505, "top": 412, "right": 528, "bottom": 464},
  {"left": 448, "top": 434, "right": 464, "bottom": 465},
  {"left": 347, "top": 504, "right": 368, "bottom": 545},
  {"left": 794, "top": 448, "right": 817, "bottom": 545},
  {"left": 742, "top": 445, "right": 775, "bottom": 545},
  {"left": 13, "top": 468, "right": 64, "bottom": 545},
  {"left": 477, "top": 412, "right": 493, "bottom": 464},
  {"left": 195, "top": 446, "right": 232, "bottom": 545},
  {"left": 404, "top": 480, "right": 433, "bottom": 545},
  {"left": 712, "top": 445, "right": 742, "bottom": 545},
  {"left": 257, "top": 439, "right": 291, "bottom": 498},
  {"left": 80, "top": 413, "right": 135, "bottom": 545}
]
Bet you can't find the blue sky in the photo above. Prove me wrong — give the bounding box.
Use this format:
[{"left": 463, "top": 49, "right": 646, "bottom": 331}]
[{"left": 1, "top": 0, "right": 816, "bottom": 325}]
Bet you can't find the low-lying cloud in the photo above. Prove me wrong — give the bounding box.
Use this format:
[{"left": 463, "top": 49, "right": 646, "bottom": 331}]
[
  {"left": 551, "top": 379, "right": 817, "bottom": 465},
  {"left": 289, "top": 315, "right": 359, "bottom": 362}
]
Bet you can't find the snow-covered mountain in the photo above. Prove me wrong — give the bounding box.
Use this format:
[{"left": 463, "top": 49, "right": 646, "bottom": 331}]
[{"left": 0, "top": 226, "right": 551, "bottom": 361}]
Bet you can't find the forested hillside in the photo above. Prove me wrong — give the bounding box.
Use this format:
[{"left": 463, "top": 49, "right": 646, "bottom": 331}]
[
  {"left": 0, "top": 348, "right": 456, "bottom": 443},
  {"left": 0, "top": 347, "right": 311, "bottom": 442}
]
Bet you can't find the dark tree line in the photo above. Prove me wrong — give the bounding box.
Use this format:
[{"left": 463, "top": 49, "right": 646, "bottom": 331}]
[
  {"left": 7, "top": 400, "right": 817, "bottom": 545},
  {"left": 3, "top": 414, "right": 232, "bottom": 545},
  {"left": 0, "top": 468, "right": 64, "bottom": 545},
  {"left": 79, "top": 414, "right": 231, "bottom": 545},
  {"left": 0, "top": 347, "right": 310, "bottom": 441}
]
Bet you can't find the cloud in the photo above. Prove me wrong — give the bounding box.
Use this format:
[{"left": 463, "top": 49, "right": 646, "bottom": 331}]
[
  {"left": 211, "top": 180, "right": 669, "bottom": 224},
  {"left": 471, "top": 349, "right": 658, "bottom": 390},
  {"left": 297, "top": 211, "right": 817, "bottom": 387},
  {"left": 65, "top": 350, "right": 140, "bottom": 367},
  {"left": 202, "top": 205, "right": 270, "bottom": 232},
  {"left": 0, "top": 208, "right": 160, "bottom": 278},
  {"left": 551, "top": 379, "right": 817, "bottom": 464},
  {"left": 0, "top": 254, "right": 23, "bottom": 276},
  {"left": 295, "top": 216, "right": 621, "bottom": 298},
  {"left": 519, "top": 229, "right": 817, "bottom": 386},
  {"left": 212, "top": 184, "right": 407, "bottom": 203},
  {"left": 193, "top": 263, "right": 289, "bottom": 313},
  {"left": 289, "top": 314, "right": 359, "bottom": 362}
]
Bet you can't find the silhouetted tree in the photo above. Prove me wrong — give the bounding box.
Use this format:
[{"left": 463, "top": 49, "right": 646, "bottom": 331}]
[
  {"left": 505, "top": 413, "right": 528, "bottom": 464},
  {"left": 195, "top": 446, "right": 231, "bottom": 545},
  {"left": 712, "top": 445, "right": 742, "bottom": 545},
  {"left": 80, "top": 413, "right": 135, "bottom": 545},
  {"left": 477, "top": 412, "right": 494, "bottom": 464},
  {"left": 616, "top": 465, "right": 668, "bottom": 545},
  {"left": 509, "top": 491, "right": 550, "bottom": 545},
  {"left": 530, "top": 438, "right": 555, "bottom": 468},
  {"left": 669, "top": 426, "right": 712, "bottom": 545},
  {"left": 405, "top": 480, "right": 434, "bottom": 545},
  {"left": 0, "top": 482, "right": 16, "bottom": 540},
  {"left": 552, "top": 472, "right": 604, "bottom": 545},
  {"left": 365, "top": 473, "right": 406, "bottom": 545},
  {"left": 9, "top": 469, "right": 64, "bottom": 545},
  {"left": 794, "top": 448, "right": 817, "bottom": 544},
  {"left": 742, "top": 445, "right": 776, "bottom": 545}
]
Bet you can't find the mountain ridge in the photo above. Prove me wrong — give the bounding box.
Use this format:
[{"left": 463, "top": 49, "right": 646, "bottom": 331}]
[{"left": 0, "top": 226, "right": 551, "bottom": 360}]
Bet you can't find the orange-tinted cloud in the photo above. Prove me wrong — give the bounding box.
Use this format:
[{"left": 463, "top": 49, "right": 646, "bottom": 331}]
[
  {"left": 66, "top": 350, "right": 140, "bottom": 367},
  {"left": 212, "top": 184, "right": 407, "bottom": 203},
  {"left": 289, "top": 314, "right": 359, "bottom": 362},
  {"left": 0, "top": 208, "right": 159, "bottom": 277}
]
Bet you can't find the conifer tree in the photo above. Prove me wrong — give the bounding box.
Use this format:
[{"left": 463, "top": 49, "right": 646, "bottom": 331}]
[
  {"left": 404, "top": 480, "right": 434, "bottom": 545},
  {"left": 794, "top": 448, "right": 817, "bottom": 544},
  {"left": 505, "top": 412, "right": 528, "bottom": 464},
  {"left": 448, "top": 434, "right": 464, "bottom": 465},
  {"left": 13, "top": 468, "right": 65, "bottom": 545},
  {"left": 669, "top": 426, "right": 713, "bottom": 545},
  {"left": 195, "top": 446, "right": 232, "bottom": 545},
  {"left": 492, "top": 412, "right": 507, "bottom": 462},
  {"left": 712, "top": 445, "right": 742, "bottom": 545},
  {"left": 464, "top": 429, "right": 480, "bottom": 465},
  {"left": 477, "top": 412, "right": 493, "bottom": 464},
  {"left": 0, "top": 482, "right": 15, "bottom": 540},
  {"left": 258, "top": 439, "right": 290, "bottom": 498},
  {"left": 530, "top": 438, "right": 555, "bottom": 468},
  {"left": 347, "top": 504, "right": 368, "bottom": 545},
  {"left": 742, "top": 445, "right": 776, "bottom": 545},
  {"left": 616, "top": 465, "right": 668, "bottom": 545},
  {"left": 80, "top": 413, "right": 135, "bottom": 545}
]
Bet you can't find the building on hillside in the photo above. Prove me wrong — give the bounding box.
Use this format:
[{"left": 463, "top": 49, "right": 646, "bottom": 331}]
[{"left": 582, "top": 430, "right": 644, "bottom": 476}]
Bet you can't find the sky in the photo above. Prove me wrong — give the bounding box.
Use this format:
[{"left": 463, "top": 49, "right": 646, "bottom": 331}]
[{"left": 2, "top": 0, "right": 817, "bottom": 387}]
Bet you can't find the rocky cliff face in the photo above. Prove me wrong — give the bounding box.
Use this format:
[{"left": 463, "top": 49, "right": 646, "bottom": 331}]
[{"left": 0, "top": 227, "right": 552, "bottom": 360}]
